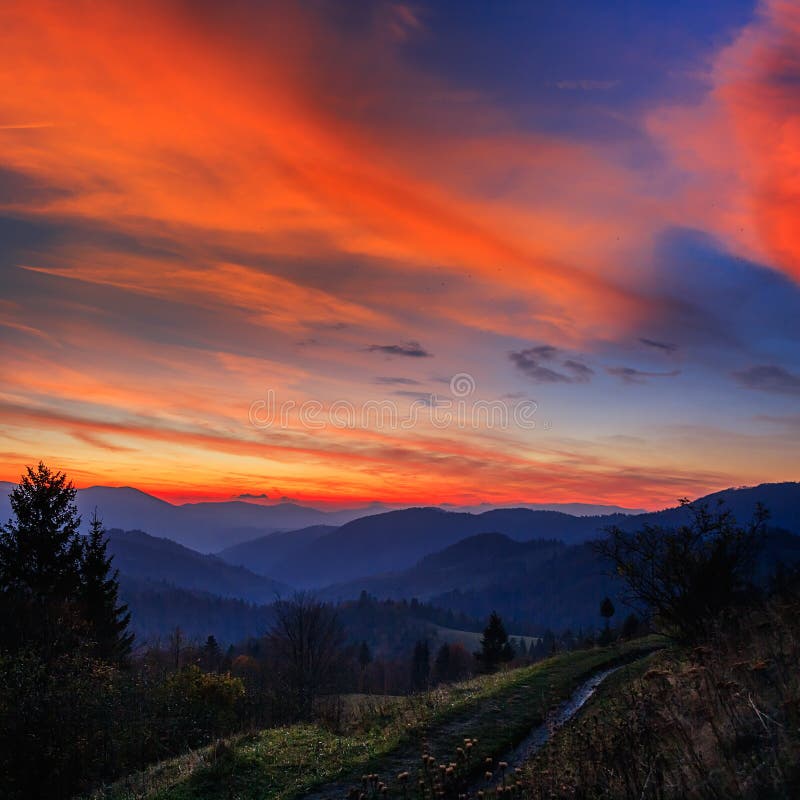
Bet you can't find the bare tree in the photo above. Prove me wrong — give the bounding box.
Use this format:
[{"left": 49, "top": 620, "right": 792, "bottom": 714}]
[
  {"left": 594, "top": 500, "right": 766, "bottom": 643},
  {"left": 268, "top": 593, "right": 344, "bottom": 720}
]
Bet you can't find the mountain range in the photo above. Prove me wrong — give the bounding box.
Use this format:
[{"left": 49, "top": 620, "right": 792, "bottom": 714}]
[
  {"left": 106, "top": 528, "right": 289, "bottom": 603},
  {"left": 0, "top": 482, "right": 648, "bottom": 554},
  {"left": 217, "top": 483, "right": 800, "bottom": 588},
  {"left": 0, "top": 482, "right": 380, "bottom": 552},
  {"left": 220, "top": 507, "right": 623, "bottom": 587},
  {"left": 2, "top": 478, "right": 799, "bottom": 638}
]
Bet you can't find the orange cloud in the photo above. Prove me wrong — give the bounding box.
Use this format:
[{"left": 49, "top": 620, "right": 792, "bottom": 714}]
[
  {"left": 0, "top": 0, "right": 653, "bottom": 342},
  {"left": 651, "top": 0, "right": 800, "bottom": 280},
  {"left": 0, "top": 398, "right": 739, "bottom": 510}
]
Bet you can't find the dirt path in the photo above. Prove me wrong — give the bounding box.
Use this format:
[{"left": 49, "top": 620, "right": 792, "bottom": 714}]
[{"left": 303, "top": 659, "right": 635, "bottom": 800}]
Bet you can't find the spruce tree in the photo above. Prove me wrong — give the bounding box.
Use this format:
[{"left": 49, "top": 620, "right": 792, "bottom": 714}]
[
  {"left": 200, "top": 634, "right": 222, "bottom": 672},
  {"left": 358, "top": 640, "right": 372, "bottom": 670},
  {"left": 434, "top": 642, "right": 451, "bottom": 681},
  {"left": 411, "top": 639, "right": 430, "bottom": 690},
  {"left": 476, "top": 611, "right": 514, "bottom": 672},
  {"left": 0, "top": 462, "right": 84, "bottom": 654},
  {"left": 80, "top": 511, "right": 133, "bottom": 665}
]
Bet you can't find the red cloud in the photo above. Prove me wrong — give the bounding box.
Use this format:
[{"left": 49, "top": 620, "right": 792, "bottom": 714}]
[{"left": 651, "top": 0, "right": 800, "bottom": 281}]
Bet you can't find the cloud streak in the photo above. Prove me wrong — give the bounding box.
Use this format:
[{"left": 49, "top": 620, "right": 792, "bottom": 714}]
[
  {"left": 509, "top": 346, "right": 593, "bottom": 384},
  {"left": 367, "top": 342, "right": 432, "bottom": 358},
  {"left": 606, "top": 366, "right": 681, "bottom": 385},
  {"left": 733, "top": 365, "right": 800, "bottom": 395}
]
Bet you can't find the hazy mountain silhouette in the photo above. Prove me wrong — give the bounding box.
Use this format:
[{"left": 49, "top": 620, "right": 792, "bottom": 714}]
[
  {"left": 217, "top": 524, "right": 338, "bottom": 574},
  {"left": 0, "top": 482, "right": 379, "bottom": 552},
  {"left": 321, "top": 533, "right": 567, "bottom": 601},
  {"left": 322, "top": 524, "right": 800, "bottom": 631},
  {"left": 443, "top": 502, "right": 647, "bottom": 515},
  {"left": 3, "top": 481, "right": 798, "bottom": 589},
  {"left": 106, "top": 528, "right": 290, "bottom": 603},
  {"left": 267, "top": 483, "right": 800, "bottom": 588},
  {"left": 265, "top": 507, "right": 620, "bottom": 587},
  {"left": 614, "top": 482, "right": 800, "bottom": 533},
  {"left": 118, "top": 575, "right": 275, "bottom": 645}
]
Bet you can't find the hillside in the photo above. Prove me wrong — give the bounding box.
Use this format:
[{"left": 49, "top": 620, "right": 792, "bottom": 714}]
[
  {"left": 322, "top": 525, "right": 800, "bottom": 632},
  {"left": 119, "top": 576, "right": 274, "bottom": 645},
  {"left": 264, "top": 507, "right": 617, "bottom": 587},
  {"left": 217, "top": 525, "right": 338, "bottom": 574},
  {"left": 521, "top": 585, "right": 800, "bottom": 798},
  {"left": 322, "top": 534, "right": 620, "bottom": 631},
  {"left": 87, "top": 639, "right": 659, "bottom": 800},
  {"left": 322, "top": 534, "right": 569, "bottom": 603},
  {"left": 107, "top": 528, "right": 290, "bottom": 603}
]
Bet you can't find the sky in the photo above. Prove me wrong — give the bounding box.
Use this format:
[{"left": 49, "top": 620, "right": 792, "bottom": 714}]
[{"left": 1, "top": 0, "right": 799, "bottom": 510}]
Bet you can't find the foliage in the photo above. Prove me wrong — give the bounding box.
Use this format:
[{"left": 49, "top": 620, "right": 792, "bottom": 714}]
[
  {"left": 600, "top": 596, "right": 615, "bottom": 620},
  {"left": 433, "top": 642, "right": 472, "bottom": 683},
  {"left": 595, "top": 500, "right": 766, "bottom": 643},
  {"left": 155, "top": 667, "right": 245, "bottom": 746},
  {"left": 0, "top": 647, "right": 117, "bottom": 799},
  {"left": 268, "top": 592, "right": 346, "bottom": 720}
]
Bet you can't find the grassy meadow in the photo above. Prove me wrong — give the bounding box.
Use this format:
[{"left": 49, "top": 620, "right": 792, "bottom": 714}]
[{"left": 87, "top": 638, "right": 662, "bottom": 800}]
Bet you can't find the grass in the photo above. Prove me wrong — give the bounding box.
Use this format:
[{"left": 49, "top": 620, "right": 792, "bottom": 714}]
[
  {"left": 520, "top": 596, "right": 800, "bottom": 799},
  {"left": 87, "top": 637, "right": 661, "bottom": 800}
]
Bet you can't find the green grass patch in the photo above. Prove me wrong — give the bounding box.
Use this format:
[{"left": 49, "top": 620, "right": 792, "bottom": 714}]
[{"left": 89, "top": 637, "right": 661, "bottom": 800}]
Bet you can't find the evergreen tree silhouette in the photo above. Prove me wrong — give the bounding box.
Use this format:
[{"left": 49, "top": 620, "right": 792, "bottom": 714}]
[
  {"left": 201, "top": 634, "right": 222, "bottom": 671},
  {"left": 411, "top": 639, "right": 430, "bottom": 690},
  {"left": 598, "top": 596, "right": 616, "bottom": 646},
  {"left": 476, "top": 611, "right": 514, "bottom": 672},
  {"left": 358, "top": 640, "right": 372, "bottom": 670},
  {"left": 80, "top": 511, "right": 133, "bottom": 665},
  {"left": 0, "top": 462, "right": 84, "bottom": 656}
]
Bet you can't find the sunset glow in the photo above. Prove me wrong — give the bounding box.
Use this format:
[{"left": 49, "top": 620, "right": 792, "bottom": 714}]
[{"left": 2, "top": 0, "right": 798, "bottom": 509}]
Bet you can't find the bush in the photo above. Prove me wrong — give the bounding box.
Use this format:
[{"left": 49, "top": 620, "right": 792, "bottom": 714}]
[
  {"left": 156, "top": 666, "right": 245, "bottom": 747},
  {"left": 595, "top": 500, "right": 765, "bottom": 643},
  {"left": 0, "top": 648, "right": 119, "bottom": 799}
]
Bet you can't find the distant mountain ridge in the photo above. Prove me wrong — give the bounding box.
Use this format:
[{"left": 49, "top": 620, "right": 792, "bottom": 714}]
[
  {"left": 106, "top": 528, "right": 290, "bottom": 603},
  {"left": 235, "top": 482, "right": 800, "bottom": 588},
  {"left": 0, "top": 482, "right": 378, "bottom": 552},
  {"left": 2, "top": 481, "right": 799, "bottom": 587},
  {"left": 217, "top": 525, "right": 338, "bottom": 575},
  {"left": 0, "top": 482, "right": 647, "bottom": 553},
  {"left": 323, "top": 523, "right": 800, "bottom": 632},
  {"left": 443, "top": 502, "right": 647, "bottom": 516},
  {"left": 250, "top": 506, "right": 617, "bottom": 588}
]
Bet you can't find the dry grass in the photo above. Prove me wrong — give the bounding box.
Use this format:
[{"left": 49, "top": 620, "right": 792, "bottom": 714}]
[{"left": 520, "top": 594, "right": 800, "bottom": 799}]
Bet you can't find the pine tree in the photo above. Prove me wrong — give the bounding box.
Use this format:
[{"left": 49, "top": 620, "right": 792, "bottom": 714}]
[
  {"left": 0, "top": 462, "right": 84, "bottom": 655},
  {"left": 600, "top": 596, "right": 615, "bottom": 623},
  {"left": 476, "top": 611, "right": 514, "bottom": 672},
  {"left": 80, "top": 511, "right": 133, "bottom": 665},
  {"left": 411, "top": 639, "right": 430, "bottom": 690},
  {"left": 358, "top": 640, "right": 372, "bottom": 670},
  {"left": 201, "top": 634, "right": 222, "bottom": 672},
  {"left": 598, "top": 596, "right": 616, "bottom": 646},
  {"left": 0, "top": 462, "right": 82, "bottom": 598}
]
